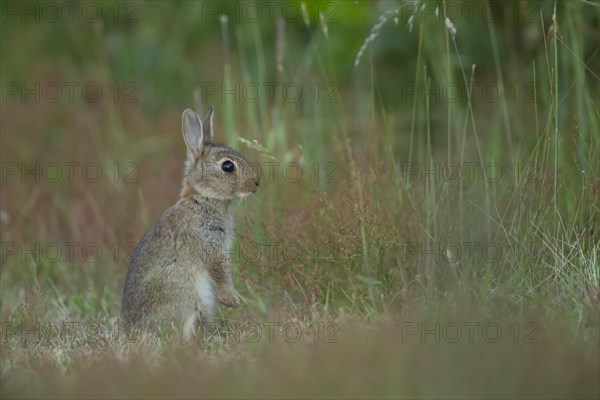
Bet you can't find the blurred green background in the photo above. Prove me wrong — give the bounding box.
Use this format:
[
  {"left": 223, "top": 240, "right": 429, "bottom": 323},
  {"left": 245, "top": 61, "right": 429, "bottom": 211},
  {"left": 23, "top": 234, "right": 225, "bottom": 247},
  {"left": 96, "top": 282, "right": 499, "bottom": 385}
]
[{"left": 1, "top": 1, "right": 599, "bottom": 398}]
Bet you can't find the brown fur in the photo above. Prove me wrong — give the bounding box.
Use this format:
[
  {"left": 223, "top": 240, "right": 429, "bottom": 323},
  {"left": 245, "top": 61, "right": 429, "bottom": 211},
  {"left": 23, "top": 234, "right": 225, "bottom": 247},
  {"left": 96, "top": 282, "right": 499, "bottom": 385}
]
[{"left": 122, "top": 107, "right": 259, "bottom": 340}]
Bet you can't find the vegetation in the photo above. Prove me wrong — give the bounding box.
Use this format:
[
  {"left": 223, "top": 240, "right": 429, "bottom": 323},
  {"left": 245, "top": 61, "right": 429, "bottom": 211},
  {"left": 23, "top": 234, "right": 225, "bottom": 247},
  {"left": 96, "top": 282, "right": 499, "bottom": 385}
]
[{"left": 1, "top": 0, "right": 598, "bottom": 398}]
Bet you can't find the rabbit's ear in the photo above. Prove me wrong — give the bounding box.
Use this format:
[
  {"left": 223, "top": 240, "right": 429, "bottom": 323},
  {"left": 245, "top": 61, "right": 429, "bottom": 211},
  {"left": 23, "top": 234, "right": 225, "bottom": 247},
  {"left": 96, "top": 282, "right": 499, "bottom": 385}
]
[
  {"left": 182, "top": 109, "right": 204, "bottom": 159},
  {"left": 203, "top": 106, "right": 214, "bottom": 143}
]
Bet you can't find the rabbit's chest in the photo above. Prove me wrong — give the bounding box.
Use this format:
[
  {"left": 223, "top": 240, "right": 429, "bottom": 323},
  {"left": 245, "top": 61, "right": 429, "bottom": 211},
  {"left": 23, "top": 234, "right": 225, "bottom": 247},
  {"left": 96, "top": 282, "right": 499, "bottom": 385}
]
[
  {"left": 223, "top": 217, "right": 234, "bottom": 255},
  {"left": 194, "top": 270, "right": 216, "bottom": 308},
  {"left": 181, "top": 269, "right": 216, "bottom": 339}
]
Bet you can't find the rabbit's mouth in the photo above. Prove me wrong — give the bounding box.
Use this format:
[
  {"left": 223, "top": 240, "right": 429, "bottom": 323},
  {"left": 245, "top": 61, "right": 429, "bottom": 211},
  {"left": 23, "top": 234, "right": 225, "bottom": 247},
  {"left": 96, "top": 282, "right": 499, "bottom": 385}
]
[
  {"left": 238, "top": 178, "right": 260, "bottom": 197},
  {"left": 237, "top": 188, "right": 257, "bottom": 198}
]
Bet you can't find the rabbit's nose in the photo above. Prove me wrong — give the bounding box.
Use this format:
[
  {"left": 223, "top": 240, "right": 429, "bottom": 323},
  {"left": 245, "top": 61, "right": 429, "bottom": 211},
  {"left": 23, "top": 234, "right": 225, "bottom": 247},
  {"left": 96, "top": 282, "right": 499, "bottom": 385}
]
[{"left": 254, "top": 178, "right": 260, "bottom": 188}]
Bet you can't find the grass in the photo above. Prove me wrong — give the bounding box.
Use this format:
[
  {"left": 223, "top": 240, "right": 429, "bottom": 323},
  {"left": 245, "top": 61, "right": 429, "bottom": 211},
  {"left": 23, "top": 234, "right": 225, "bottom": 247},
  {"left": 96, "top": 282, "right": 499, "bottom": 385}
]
[{"left": 1, "top": 0, "right": 599, "bottom": 398}]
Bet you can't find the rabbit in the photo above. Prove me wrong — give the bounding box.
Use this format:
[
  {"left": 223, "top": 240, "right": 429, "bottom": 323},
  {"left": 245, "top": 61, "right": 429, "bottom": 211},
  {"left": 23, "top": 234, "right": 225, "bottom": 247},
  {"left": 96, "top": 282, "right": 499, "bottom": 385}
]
[{"left": 122, "top": 106, "right": 260, "bottom": 340}]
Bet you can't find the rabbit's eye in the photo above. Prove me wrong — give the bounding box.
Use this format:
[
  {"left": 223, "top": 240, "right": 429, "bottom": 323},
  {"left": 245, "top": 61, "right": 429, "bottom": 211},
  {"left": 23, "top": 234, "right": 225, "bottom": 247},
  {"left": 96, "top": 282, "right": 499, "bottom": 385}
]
[{"left": 221, "top": 160, "right": 235, "bottom": 173}]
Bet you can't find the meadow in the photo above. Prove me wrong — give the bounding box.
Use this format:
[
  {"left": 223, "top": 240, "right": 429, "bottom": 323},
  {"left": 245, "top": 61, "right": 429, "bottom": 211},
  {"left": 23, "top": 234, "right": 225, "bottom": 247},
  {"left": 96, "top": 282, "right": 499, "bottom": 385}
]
[{"left": 1, "top": 0, "right": 599, "bottom": 398}]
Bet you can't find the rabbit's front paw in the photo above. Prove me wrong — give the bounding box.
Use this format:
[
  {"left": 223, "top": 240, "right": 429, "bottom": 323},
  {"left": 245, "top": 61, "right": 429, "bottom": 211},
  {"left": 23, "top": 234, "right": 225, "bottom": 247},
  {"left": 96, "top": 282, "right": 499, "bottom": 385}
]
[{"left": 217, "top": 286, "right": 240, "bottom": 308}]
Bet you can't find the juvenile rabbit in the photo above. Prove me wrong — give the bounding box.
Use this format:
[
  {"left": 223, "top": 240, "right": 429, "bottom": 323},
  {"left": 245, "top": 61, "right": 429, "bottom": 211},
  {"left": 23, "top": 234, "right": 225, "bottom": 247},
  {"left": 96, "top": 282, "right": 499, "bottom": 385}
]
[{"left": 122, "top": 107, "right": 259, "bottom": 340}]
